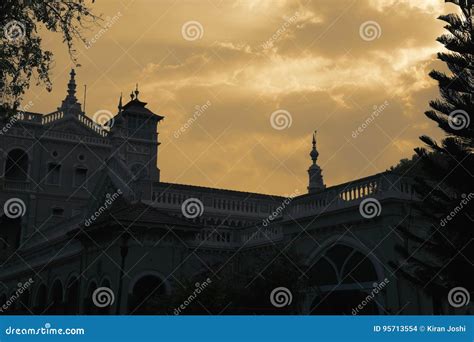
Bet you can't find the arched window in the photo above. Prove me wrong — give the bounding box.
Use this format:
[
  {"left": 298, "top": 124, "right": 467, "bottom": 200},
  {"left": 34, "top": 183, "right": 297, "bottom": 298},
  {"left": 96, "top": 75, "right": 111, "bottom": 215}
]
[
  {"left": 97, "top": 279, "right": 113, "bottom": 315},
  {"left": 0, "top": 216, "right": 22, "bottom": 252},
  {"left": 17, "top": 289, "right": 30, "bottom": 314},
  {"left": 0, "top": 294, "right": 6, "bottom": 312},
  {"left": 65, "top": 277, "right": 80, "bottom": 314},
  {"left": 46, "top": 163, "right": 61, "bottom": 184},
  {"left": 74, "top": 167, "right": 88, "bottom": 187},
  {"left": 35, "top": 284, "right": 47, "bottom": 314},
  {"left": 49, "top": 280, "right": 64, "bottom": 314},
  {"left": 84, "top": 282, "right": 98, "bottom": 314},
  {"left": 308, "top": 244, "right": 381, "bottom": 315},
  {"left": 308, "top": 245, "right": 378, "bottom": 286},
  {"left": 128, "top": 275, "right": 166, "bottom": 315},
  {"left": 5, "top": 149, "right": 28, "bottom": 181}
]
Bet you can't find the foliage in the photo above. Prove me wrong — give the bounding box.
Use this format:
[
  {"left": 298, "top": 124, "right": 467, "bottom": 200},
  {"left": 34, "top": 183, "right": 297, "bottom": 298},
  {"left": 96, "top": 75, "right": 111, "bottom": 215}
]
[
  {"left": 146, "top": 247, "right": 306, "bottom": 315},
  {"left": 0, "top": 0, "right": 98, "bottom": 116},
  {"left": 392, "top": 0, "right": 473, "bottom": 304}
]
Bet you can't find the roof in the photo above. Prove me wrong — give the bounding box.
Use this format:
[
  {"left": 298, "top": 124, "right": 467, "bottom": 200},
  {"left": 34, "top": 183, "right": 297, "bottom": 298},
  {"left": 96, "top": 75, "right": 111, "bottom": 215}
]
[
  {"left": 122, "top": 98, "right": 164, "bottom": 120},
  {"left": 155, "top": 182, "right": 285, "bottom": 201},
  {"left": 83, "top": 197, "right": 200, "bottom": 230}
]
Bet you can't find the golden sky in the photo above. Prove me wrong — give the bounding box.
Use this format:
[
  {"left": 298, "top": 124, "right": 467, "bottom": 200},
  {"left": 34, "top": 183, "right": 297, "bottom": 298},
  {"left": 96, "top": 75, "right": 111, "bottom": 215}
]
[{"left": 24, "top": 0, "right": 454, "bottom": 196}]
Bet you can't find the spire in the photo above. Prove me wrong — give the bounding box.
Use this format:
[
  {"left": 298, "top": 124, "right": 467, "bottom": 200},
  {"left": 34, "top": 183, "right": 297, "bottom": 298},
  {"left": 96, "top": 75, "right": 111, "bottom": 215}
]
[
  {"left": 134, "top": 83, "right": 139, "bottom": 99},
  {"left": 310, "top": 130, "right": 319, "bottom": 164},
  {"left": 59, "top": 68, "right": 82, "bottom": 116},
  {"left": 68, "top": 69, "right": 77, "bottom": 98},
  {"left": 307, "top": 130, "right": 325, "bottom": 194}
]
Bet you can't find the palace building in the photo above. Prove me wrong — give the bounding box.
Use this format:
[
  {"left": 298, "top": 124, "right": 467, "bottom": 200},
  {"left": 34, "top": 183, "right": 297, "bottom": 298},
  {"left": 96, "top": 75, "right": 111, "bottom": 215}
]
[{"left": 0, "top": 70, "right": 465, "bottom": 315}]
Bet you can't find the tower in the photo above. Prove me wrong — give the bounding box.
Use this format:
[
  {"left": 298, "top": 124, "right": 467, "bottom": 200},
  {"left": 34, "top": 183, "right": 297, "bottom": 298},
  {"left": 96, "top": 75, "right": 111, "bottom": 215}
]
[
  {"left": 307, "top": 131, "right": 325, "bottom": 194},
  {"left": 109, "top": 85, "right": 164, "bottom": 185},
  {"left": 59, "top": 69, "right": 82, "bottom": 116}
]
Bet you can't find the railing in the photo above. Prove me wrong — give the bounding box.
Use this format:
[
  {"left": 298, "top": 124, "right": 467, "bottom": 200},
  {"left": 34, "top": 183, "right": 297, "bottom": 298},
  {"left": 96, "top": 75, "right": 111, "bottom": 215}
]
[
  {"left": 41, "top": 111, "right": 64, "bottom": 124},
  {"left": 186, "top": 225, "right": 284, "bottom": 249},
  {"left": 15, "top": 112, "right": 42, "bottom": 123},
  {"left": 240, "top": 226, "right": 283, "bottom": 246},
  {"left": 41, "top": 130, "right": 110, "bottom": 146},
  {"left": 188, "top": 228, "right": 235, "bottom": 248},
  {"left": 151, "top": 188, "right": 279, "bottom": 217},
  {"left": 2, "top": 180, "right": 31, "bottom": 191},
  {"left": 286, "top": 172, "right": 416, "bottom": 219},
  {"left": 78, "top": 115, "right": 108, "bottom": 137}
]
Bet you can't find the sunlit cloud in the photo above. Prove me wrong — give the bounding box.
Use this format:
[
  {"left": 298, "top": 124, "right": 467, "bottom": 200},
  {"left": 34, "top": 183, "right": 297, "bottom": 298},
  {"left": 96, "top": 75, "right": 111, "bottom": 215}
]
[{"left": 24, "top": 0, "right": 448, "bottom": 195}]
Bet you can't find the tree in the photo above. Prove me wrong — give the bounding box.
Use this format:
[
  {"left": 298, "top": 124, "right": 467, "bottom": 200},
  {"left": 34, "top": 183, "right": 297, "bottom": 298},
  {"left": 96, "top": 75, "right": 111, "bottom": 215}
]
[
  {"left": 0, "top": 0, "right": 98, "bottom": 117},
  {"left": 392, "top": 0, "right": 473, "bottom": 309},
  {"left": 149, "top": 247, "right": 305, "bottom": 315}
]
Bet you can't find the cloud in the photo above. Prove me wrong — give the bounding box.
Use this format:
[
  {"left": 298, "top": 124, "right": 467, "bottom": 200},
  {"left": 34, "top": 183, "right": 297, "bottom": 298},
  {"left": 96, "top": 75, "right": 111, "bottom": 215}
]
[{"left": 24, "top": 0, "right": 450, "bottom": 195}]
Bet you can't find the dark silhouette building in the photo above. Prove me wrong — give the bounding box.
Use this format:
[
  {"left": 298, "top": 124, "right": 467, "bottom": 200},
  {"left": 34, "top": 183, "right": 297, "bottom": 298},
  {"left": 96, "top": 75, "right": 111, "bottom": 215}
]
[{"left": 0, "top": 70, "right": 466, "bottom": 315}]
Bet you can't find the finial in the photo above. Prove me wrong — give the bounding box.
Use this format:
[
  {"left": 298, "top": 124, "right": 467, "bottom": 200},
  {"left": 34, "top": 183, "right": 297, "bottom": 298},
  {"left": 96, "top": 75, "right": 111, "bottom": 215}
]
[
  {"left": 310, "top": 130, "right": 319, "bottom": 164},
  {"left": 118, "top": 92, "right": 123, "bottom": 111},
  {"left": 130, "top": 91, "right": 135, "bottom": 100},
  {"left": 65, "top": 68, "right": 77, "bottom": 99},
  {"left": 307, "top": 129, "right": 324, "bottom": 193},
  {"left": 134, "top": 83, "right": 139, "bottom": 99}
]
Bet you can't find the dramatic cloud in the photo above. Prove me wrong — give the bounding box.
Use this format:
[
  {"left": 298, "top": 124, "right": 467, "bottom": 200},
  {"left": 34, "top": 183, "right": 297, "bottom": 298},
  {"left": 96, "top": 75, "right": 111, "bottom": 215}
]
[{"left": 24, "top": 0, "right": 454, "bottom": 195}]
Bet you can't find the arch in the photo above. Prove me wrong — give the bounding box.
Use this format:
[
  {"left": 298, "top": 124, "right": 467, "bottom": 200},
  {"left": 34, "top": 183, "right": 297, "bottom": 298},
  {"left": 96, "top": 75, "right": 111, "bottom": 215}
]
[
  {"left": 65, "top": 275, "right": 80, "bottom": 314},
  {"left": 128, "top": 271, "right": 170, "bottom": 295},
  {"left": 34, "top": 284, "right": 47, "bottom": 314},
  {"left": 17, "top": 288, "right": 31, "bottom": 314},
  {"left": 4, "top": 148, "right": 29, "bottom": 181},
  {"left": 305, "top": 236, "right": 384, "bottom": 281},
  {"left": 128, "top": 272, "right": 169, "bottom": 315},
  {"left": 97, "top": 277, "right": 112, "bottom": 315},
  {"left": 100, "top": 275, "right": 112, "bottom": 288},
  {"left": 0, "top": 293, "right": 6, "bottom": 312},
  {"left": 0, "top": 216, "right": 22, "bottom": 252},
  {"left": 49, "top": 279, "right": 64, "bottom": 314},
  {"left": 305, "top": 237, "right": 384, "bottom": 315},
  {"left": 8, "top": 290, "right": 18, "bottom": 313},
  {"left": 83, "top": 281, "right": 98, "bottom": 314}
]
